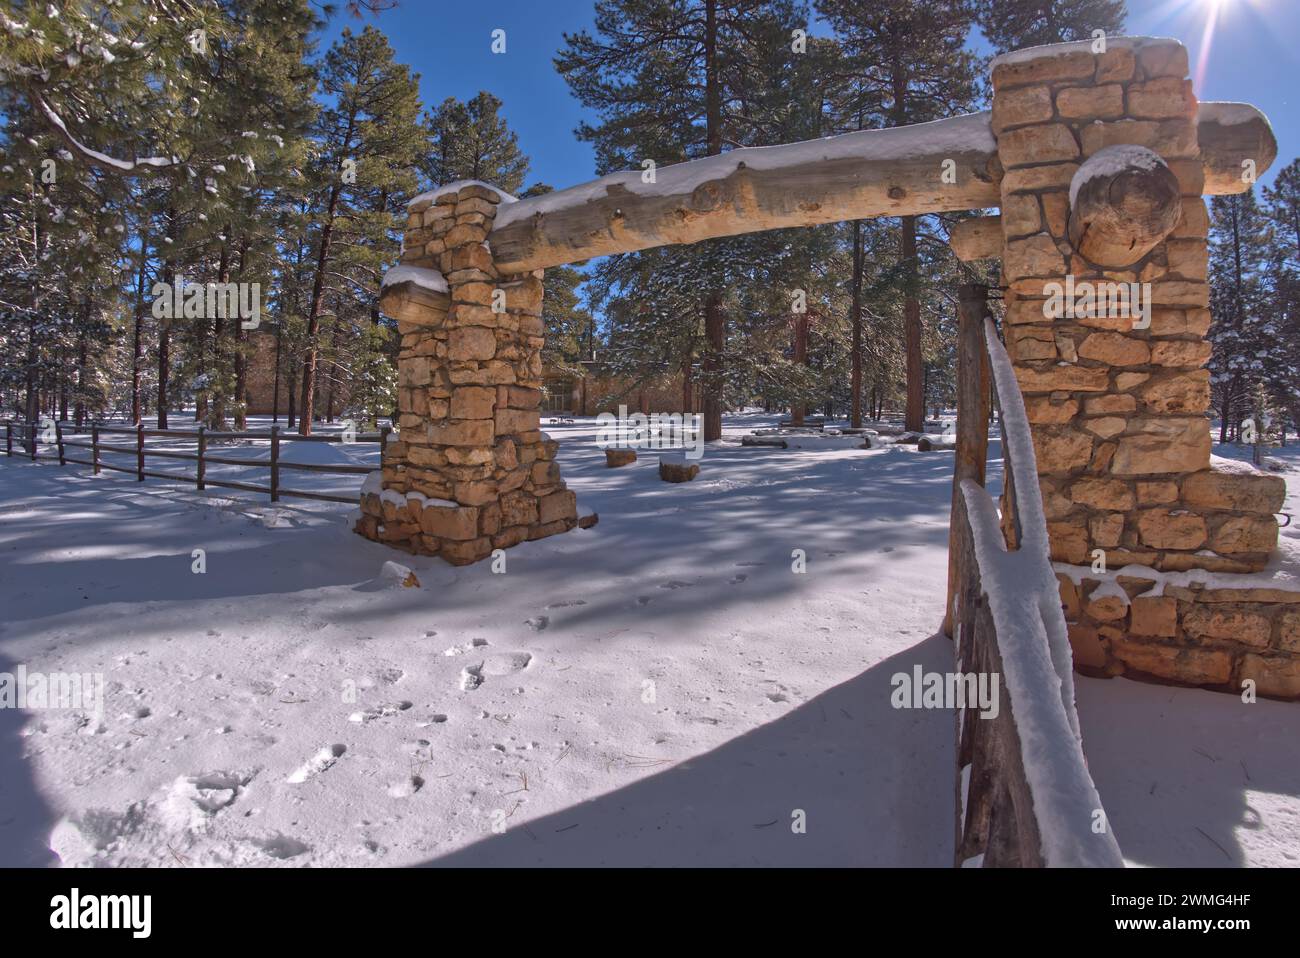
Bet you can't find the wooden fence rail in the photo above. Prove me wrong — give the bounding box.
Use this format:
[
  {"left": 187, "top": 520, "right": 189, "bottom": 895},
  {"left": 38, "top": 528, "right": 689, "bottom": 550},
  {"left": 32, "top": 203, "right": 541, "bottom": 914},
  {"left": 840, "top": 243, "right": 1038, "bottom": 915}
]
[
  {"left": 2, "top": 419, "right": 389, "bottom": 506},
  {"left": 948, "top": 285, "right": 1124, "bottom": 868}
]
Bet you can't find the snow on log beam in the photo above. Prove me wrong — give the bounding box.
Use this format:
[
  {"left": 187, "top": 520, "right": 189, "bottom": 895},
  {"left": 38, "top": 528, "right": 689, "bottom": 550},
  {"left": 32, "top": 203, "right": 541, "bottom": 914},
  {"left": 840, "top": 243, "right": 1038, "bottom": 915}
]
[
  {"left": 1198, "top": 101, "right": 1278, "bottom": 195},
  {"left": 489, "top": 113, "right": 1002, "bottom": 272},
  {"left": 488, "top": 106, "right": 1275, "bottom": 272},
  {"left": 377, "top": 265, "right": 450, "bottom": 327},
  {"left": 1068, "top": 145, "right": 1182, "bottom": 268},
  {"left": 948, "top": 215, "right": 1003, "bottom": 262}
]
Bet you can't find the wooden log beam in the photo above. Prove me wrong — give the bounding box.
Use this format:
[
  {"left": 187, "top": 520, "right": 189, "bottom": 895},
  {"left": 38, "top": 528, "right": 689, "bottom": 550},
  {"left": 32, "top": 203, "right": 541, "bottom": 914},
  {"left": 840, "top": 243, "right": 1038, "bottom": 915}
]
[
  {"left": 1199, "top": 101, "right": 1278, "bottom": 195},
  {"left": 1067, "top": 145, "right": 1182, "bottom": 268},
  {"left": 490, "top": 113, "right": 1001, "bottom": 272},
  {"left": 487, "top": 105, "right": 1276, "bottom": 272},
  {"left": 949, "top": 215, "right": 1003, "bottom": 262}
]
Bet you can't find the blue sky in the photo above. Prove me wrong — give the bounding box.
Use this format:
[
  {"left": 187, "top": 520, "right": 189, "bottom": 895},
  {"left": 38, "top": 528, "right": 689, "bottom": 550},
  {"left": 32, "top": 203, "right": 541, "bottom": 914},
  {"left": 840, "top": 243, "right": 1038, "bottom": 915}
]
[{"left": 320, "top": 0, "right": 1299, "bottom": 192}]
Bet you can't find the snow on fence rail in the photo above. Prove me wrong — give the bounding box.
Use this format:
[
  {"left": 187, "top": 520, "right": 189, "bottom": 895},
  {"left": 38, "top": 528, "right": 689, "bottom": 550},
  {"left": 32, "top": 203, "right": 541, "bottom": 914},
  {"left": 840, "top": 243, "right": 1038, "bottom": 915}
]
[
  {"left": 1, "top": 419, "right": 389, "bottom": 506},
  {"left": 946, "top": 288, "right": 1123, "bottom": 868}
]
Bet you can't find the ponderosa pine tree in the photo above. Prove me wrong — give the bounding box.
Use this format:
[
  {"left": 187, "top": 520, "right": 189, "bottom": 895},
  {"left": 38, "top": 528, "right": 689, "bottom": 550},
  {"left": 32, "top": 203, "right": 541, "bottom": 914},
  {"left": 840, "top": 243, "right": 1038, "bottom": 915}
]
[
  {"left": 422, "top": 92, "right": 530, "bottom": 195},
  {"left": 557, "top": 0, "right": 806, "bottom": 439},
  {"left": 1208, "top": 189, "right": 1275, "bottom": 442},
  {"left": 974, "top": 0, "right": 1127, "bottom": 52},
  {"left": 296, "top": 26, "right": 423, "bottom": 435},
  {"left": 817, "top": 0, "right": 982, "bottom": 431}
]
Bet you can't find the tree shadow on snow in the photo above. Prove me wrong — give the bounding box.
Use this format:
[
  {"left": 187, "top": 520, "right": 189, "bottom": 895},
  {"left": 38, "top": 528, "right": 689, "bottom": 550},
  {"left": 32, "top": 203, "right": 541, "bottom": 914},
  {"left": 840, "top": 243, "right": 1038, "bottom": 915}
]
[
  {"left": 419, "top": 636, "right": 957, "bottom": 867},
  {"left": 1076, "top": 675, "right": 1300, "bottom": 867},
  {"left": 0, "top": 650, "right": 61, "bottom": 867}
]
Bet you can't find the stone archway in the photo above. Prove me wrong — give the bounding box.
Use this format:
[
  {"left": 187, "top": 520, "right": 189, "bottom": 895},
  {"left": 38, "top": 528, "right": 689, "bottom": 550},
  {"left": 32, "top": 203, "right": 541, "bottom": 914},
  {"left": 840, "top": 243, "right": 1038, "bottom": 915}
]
[{"left": 356, "top": 34, "right": 1295, "bottom": 699}]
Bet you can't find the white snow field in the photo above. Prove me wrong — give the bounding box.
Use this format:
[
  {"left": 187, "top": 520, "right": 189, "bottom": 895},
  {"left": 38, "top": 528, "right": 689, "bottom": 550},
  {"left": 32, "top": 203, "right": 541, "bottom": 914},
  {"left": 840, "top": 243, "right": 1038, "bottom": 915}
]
[{"left": 0, "top": 414, "right": 1298, "bottom": 867}]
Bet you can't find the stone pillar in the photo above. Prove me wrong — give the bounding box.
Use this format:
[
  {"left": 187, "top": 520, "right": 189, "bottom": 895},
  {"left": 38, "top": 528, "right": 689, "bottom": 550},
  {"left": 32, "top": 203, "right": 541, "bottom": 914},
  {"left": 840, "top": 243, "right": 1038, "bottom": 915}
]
[
  {"left": 990, "top": 38, "right": 1295, "bottom": 697},
  {"left": 355, "top": 181, "right": 578, "bottom": 565}
]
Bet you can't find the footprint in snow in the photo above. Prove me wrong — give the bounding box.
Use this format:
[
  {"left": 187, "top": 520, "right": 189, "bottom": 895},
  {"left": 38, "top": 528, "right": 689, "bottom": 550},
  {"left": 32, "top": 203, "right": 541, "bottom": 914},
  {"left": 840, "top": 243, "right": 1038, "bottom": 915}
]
[
  {"left": 546, "top": 599, "right": 587, "bottom": 609},
  {"left": 658, "top": 580, "right": 692, "bottom": 590},
  {"left": 461, "top": 653, "right": 532, "bottom": 690},
  {"left": 730, "top": 573, "right": 748, "bottom": 584},
  {"left": 287, "top": 744, "right": 346, "bottom": 784},
  {"left": 634, "top": 595, "right": 652, "bottom": 607},
  {"left": 484, "top": 652, "right": 532, "bottom": 676},
  {"left": 525, "top": 616, "right": 549, "bottom": 632},
  {"left": 348, "top": 701, "right": 413, "bottom": 723},
  {"left": 253, "top": 834, "right": 311, "bottom": 859},
  {"left": 387, "top": 776, "right": 424, "bottom": 799}
]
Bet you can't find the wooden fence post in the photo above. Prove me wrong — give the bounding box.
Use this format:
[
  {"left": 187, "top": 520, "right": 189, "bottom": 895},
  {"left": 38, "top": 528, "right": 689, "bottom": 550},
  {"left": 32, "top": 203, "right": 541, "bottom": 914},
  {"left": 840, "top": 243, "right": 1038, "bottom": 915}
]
[
  {"left": 136, "top": 422, "right": 145, "bottom": 481},
  {"left": 270, "top": 425, "right": 280, "bottom": 503},
  {"left": 5, "top": 421, "right": 11, "bottom": 457},
  {"left": 92, "top": 423, "right": 100, "bottom": 475},
  {"left": 30, "top": 421, "right": 37, "bottom": 461},
  {"left": 380, "top": 424, "right": 391, "bottom": 462},
  {"left": 56, "top": 420, "right": 65, "bottom": 466},
  {"left": 943, "top": 283, "right": 992, "bottom": 639},
  {"left": 197, "top": 425, "right": 206, "bottom": 491}
]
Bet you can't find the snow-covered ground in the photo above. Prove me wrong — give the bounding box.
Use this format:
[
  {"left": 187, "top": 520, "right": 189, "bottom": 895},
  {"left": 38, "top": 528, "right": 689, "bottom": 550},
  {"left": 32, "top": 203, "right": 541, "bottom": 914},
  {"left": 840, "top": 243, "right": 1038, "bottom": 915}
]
[{"left": 0, "top": 414, "right": 1297, "bottom": 867}]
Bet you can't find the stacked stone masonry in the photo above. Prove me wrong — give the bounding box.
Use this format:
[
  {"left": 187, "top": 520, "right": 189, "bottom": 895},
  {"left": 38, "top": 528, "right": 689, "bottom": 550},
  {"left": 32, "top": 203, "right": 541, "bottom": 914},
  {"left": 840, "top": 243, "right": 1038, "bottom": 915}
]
[
  {"left": 354, "top": 182, "right": 578, "bottom": 564},
  {"left": 991, "top": 38, "right": 1295, "bottom": 696}
]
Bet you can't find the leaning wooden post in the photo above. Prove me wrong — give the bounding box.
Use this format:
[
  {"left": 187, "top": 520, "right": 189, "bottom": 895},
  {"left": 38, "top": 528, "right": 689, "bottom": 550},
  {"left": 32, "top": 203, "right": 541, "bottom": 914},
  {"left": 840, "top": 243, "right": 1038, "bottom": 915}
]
[
  {"left": 136, "top": 422, "right": 145, "bottom": 481},
  {"left": 270, "top": 425, "right": 280, "bottom": 503},
  {"left": 56, "top": 420, "right": 65, "bottom": 466},
  {"left": 91, "top": 423, "right": 100, "bottom": 475},
  {"left": 197, "top": 425, "right": 206, "bottom": 491},
  {"left": 942, "top": 283, "right": 992, "bottom": 639}
]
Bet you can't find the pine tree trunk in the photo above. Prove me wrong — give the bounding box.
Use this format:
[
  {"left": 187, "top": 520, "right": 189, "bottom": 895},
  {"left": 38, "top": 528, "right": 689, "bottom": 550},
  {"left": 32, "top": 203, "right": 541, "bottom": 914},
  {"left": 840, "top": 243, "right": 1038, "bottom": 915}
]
[
  {"left": 902, "top": 214, "right": 924, "bottom": 432},
  {"left": 791, "top": 312, "right": 808, "bottom": 426},
  {"left": 702, "top": 295, "right": 724, "bottom": 441},
  {"left": 699, "top": 0, "right": 724, "bottom": 443},
  {"left": 158, "top": 210, "right": 176, "bottom": 429},
  {"left": 287, "top": 359, "right": 298, "bottom": 430},
  {"left": 850, "top": 219, "right": 864, "bottom": 429},
  {"left": 233, "top": 240, "right": 249, "bottom": 430},
  {"left": 131, "top": 235, "right": 149, "bottom": 426},
  {"left": 75, "top": 325, "right": 88, "bottom": 428},
  {"left": 681, "top": 344, "right": 693, "bottom": 413},
  {"left": 299, "top": 132, "right": 350, "bottom": 435}
]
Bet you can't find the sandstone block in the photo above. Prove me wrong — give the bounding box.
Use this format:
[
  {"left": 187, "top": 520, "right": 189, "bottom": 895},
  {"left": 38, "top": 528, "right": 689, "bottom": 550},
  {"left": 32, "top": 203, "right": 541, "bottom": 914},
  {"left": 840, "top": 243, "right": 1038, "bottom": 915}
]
[
  {"left": 427, "top": 419, "right": 493, "bottom": 447},
  {"left": 1109, "top": 637, "right": 1231, "bottom": 685},
  {"left": 1183, "top": 606, "right": 1271, "bottom": 647},
  {"left": 448, "top": 326, "right": 497, "bottom": 361},
  {"left": 1209, "top": 515, "right": 1278, "bottom": 555},
  {"left": 1129, "top": 595, "right": 1178, "bottom": 636},
  {"left": 1055, "top": 84, "right": 1124, "bottom": 120},
  {"left": 419, "top": 503, "right": 479, "bottom": 540},
  {"left": 538, "top": 489, "right": 577, "bottom": 525},
  {"left": 1181, "top": 470, "right": 1286, "bottom": 514},
  {"left": 450, "top": 385, "right": 496, "bottom": 420},
  {"left": 1070, "top": 478, "right": 1134, "bottom": 511},
  {"left": 1137, "top": 509, "right": 1207, "bottom": 549},
  {"left": 991, "top": 85, "right": 1054, "bottom": 132},
  {"left": 1077, "top": 332, "right": 1150, "bottom": 367},
  {"left": 993, "top": 50, "right": 1094, "bottom": 89}
]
